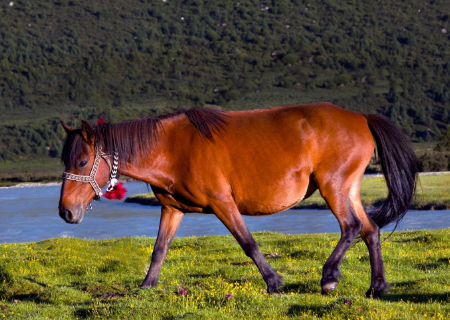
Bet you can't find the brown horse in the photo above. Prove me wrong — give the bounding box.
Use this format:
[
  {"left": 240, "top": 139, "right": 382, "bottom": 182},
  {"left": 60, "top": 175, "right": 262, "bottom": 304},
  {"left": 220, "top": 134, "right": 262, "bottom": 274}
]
[{"left": 58, "top": 103, "right": 419, "bottom": 298}]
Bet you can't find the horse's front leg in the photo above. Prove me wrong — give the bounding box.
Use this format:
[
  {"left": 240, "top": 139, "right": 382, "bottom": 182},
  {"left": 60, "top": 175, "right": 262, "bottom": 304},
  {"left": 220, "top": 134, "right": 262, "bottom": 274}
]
[
  {"left": 211, "top": 200, "right": 283, "bottom": 294},
  {"left": 141, "top": 205, "right": 184, "bottom": 288}
]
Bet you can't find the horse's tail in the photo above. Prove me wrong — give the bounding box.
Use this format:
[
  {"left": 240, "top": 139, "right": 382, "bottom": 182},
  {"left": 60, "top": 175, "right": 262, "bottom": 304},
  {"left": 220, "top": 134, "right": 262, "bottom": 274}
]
[{"left": 363, "top": 114, "right": 420, "bottom": 230}]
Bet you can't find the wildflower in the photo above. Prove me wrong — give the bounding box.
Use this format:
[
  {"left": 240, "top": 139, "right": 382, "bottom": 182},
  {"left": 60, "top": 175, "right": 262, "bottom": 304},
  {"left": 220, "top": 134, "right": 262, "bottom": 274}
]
[
  {"left": 225, "top": 294, "right": 232, "bottom": 299},
  {"left": 344, "top": 300, "right": 351, "bottom": 306},
  {"left": 178, "top": 285, "right": 187, "bottom": 296}
]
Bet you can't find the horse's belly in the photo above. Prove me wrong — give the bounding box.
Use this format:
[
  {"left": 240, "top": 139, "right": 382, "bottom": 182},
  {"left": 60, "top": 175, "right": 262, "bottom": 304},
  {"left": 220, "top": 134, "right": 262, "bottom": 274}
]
[
  {"left": 236, "top": 185, "right": 306, "bottom": 216},
  {"left": 238, "top": 200, "right": 300, "bottom": 216}
]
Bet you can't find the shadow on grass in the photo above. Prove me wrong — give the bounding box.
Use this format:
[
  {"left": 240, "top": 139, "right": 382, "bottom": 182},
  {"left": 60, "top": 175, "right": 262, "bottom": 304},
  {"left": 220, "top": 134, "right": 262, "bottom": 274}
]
[
  {"left": 74, "top": 300, "right": 123, "bottom": 319},
  {"left": 188, "top": 273, "right": 214, "bottom": 279},
  {"left": 382, "top": 292, "right": 450, "bottom": 303},
  {"left": 391, "top": 234, "right": 437, "bottom": 244},
  {"left": 288, "top": 291, "right": 450, "bottom": 317},
  {"left": 378, "top": 279, "right": 450, "bottom": 303},
  {"left": 287, "top": 300, "right": 343, "bottom": 317},
  {"left": 2, "top": 277, "right": 50, "bottom": 304},
  {"left": 415, "top": 257, "right": 449, "bottom": 270},
  {"left": 24, "top": 277, "right": 48, "bottom": 287},
  {"left": 290, "top": 249, "right": 327, "bottom": 260},
  {"left": 161, "top": 313, "right": 196, "bottom": 320},
  {"left": 0, "top": 270, "right": 13, "bottom": 287},
  {"left": 98, "top": 259, "right": 124, "bottom": 273},
  {"left": 282, "top": 280, "right": 319, "bottom": 294},
  {"left": 8, "top": 293, "right": 52, "bottom": 304}
]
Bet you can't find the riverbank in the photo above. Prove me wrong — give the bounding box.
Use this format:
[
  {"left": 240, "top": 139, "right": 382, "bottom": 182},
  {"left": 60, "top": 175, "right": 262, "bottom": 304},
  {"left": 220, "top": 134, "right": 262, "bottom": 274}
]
[
  {"left": 0, "top": 182, "right": 62, "bottom": 189},
  {"left": 0, "top": 230, "right": 449, "bottom": 318},
  {"left": 125, "top": 173, "right": 450, "bottom": 210}
]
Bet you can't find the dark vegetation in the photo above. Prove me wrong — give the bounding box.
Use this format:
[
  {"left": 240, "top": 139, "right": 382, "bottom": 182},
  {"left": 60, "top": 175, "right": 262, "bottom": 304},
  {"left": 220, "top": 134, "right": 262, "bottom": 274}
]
[{"left": 1, "top": 0, "right": 450, "bottom": 181}]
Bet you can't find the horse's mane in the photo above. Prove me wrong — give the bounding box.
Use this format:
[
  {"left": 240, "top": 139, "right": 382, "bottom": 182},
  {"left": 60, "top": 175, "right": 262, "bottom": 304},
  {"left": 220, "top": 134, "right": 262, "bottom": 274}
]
[{"left": 61, "top": 108, "right": 228, "bottom": 168}]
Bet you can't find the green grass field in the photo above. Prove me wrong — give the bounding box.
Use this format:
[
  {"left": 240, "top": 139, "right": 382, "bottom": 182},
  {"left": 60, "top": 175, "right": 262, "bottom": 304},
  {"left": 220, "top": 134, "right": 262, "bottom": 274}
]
[
  {"left": 1, "top": 230, "right": 450, "bottom": 319},
  {"left": 126, "top": 173, "right": 450, "bottom": 210}
]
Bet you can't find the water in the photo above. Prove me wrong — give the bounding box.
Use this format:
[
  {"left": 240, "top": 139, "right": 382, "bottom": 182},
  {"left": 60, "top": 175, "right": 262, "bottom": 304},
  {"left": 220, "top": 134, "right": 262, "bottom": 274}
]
[{"left": 0, "top": 182, "right": 449, "bottom": 243}]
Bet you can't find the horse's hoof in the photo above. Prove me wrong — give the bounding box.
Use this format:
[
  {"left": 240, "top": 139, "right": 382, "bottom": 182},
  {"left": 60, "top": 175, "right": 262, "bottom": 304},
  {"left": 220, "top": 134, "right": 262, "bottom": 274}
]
[
  {"left": 321, "top": 281, "right": 338, "bottom": 295},
  {"left": 365, "top": 287, "right": 383, "bottom": 299}
]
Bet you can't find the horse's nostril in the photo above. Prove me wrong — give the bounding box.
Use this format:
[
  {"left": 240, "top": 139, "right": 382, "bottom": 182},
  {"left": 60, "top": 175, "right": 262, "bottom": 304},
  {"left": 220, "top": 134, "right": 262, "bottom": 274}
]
[{"left": 64, "top": 209, "right": 73, "bottom": 221}]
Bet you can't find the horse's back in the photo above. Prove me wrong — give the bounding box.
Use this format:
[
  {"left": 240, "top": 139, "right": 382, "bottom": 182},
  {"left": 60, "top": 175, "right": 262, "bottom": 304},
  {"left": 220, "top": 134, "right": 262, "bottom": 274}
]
[{"left": 221, "top": 103, "right": 374, "bottom": 171}]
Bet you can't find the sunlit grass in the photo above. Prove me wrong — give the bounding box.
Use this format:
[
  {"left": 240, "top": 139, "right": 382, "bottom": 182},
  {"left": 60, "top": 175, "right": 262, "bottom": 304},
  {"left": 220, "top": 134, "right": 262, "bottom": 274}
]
[{"left": 1, "top": 231, "right": 450, "bottom": 318}]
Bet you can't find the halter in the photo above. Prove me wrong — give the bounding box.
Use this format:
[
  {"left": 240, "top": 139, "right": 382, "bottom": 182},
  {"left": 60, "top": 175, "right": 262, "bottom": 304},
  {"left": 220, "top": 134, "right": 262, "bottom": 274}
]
[{"left": 62, "top": 146, "right": 119, "bottom": 199}]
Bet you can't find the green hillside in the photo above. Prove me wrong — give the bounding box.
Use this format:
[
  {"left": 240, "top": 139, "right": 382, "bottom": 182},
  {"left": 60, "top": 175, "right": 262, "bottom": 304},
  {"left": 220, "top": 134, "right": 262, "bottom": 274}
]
[{"left": 1, "top": 0, "right": 450, "bottom": 176}]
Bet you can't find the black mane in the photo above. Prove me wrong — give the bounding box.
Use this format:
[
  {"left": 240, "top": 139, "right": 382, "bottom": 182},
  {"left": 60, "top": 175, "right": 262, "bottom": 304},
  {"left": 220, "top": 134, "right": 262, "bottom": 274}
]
[{"left": 61, "top": 108, "right": 228, "bottom": 168}]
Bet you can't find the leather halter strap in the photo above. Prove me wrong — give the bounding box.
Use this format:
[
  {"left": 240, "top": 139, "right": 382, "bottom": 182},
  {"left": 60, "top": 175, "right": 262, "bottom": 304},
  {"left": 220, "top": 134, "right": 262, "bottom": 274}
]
[{"left": 62, "top": 147, "right": 115, "bottom": 198}]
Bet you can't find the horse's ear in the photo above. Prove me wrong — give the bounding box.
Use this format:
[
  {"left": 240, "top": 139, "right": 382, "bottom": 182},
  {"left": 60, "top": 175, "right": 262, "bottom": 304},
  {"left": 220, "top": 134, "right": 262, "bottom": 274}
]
[
  {"left": 81, "top": 120, "right": 95, "bottom": 144},
  {"left": 60, "top": 121, "right": 73, "bottom": 135}
]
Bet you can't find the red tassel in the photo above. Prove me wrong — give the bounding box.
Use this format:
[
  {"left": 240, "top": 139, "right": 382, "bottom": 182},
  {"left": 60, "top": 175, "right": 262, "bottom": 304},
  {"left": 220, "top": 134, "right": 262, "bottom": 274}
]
[
  {"left": 97, "top": 118, "right": 106, "bottom": 125},
  {"left": 104, "top": 183, "right": 127, "bottom": 200}
]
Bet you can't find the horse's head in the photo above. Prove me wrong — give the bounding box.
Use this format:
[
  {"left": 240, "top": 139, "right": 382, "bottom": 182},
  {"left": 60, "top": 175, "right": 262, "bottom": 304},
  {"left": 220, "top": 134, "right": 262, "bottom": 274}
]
[{"left": 58, "top": 121, "right": 112, "bottom": 224}]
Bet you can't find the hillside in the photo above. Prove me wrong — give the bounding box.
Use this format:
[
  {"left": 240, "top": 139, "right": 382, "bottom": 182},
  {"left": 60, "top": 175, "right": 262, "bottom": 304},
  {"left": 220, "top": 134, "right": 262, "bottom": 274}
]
[{"left": 1, "top": 0, "right": 450, "bottom": 176}]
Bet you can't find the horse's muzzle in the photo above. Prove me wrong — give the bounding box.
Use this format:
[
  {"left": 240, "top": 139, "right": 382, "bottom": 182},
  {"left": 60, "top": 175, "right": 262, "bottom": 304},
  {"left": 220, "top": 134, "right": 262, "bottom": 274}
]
[{"left": 59, "top": 205, "right": 84, "bottom": 224}]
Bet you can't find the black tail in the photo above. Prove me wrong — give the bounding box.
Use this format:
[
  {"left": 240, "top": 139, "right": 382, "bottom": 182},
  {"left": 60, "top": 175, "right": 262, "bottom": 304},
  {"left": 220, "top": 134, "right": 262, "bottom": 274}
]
[{"left": 363, "top": 114, "right": 420, "bottom": 230}]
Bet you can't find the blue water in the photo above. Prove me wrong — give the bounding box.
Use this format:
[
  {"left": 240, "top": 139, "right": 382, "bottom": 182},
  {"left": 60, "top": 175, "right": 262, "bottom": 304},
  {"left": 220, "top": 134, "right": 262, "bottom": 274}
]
[{"left": 0, "top": 182, "right": 449, "bottom": 243}]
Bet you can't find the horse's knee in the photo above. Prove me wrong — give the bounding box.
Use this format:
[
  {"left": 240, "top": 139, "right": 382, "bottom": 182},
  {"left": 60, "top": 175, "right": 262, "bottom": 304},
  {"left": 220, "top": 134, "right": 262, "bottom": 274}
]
[
  {"left": 348, "top": 209, "right": 363, "bottom": 234},
  {"left": 361, "top": 224, "right": 381, "bottom": 247},
  {"left": 342, "top": 216, "right": 362, "bottom": 242}
]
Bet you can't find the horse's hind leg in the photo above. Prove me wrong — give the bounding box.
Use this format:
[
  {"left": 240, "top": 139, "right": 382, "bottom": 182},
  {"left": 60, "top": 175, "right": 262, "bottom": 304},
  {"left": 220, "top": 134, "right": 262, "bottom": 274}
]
[
  {"left": 349, "top": 179, "right": 389, "bottom": 298},
  {"left": 210, "top": 200, "right": 283, "bottom": 294},
  {"left": 317, "top": 182, "right": 363, "bottom": 294}
]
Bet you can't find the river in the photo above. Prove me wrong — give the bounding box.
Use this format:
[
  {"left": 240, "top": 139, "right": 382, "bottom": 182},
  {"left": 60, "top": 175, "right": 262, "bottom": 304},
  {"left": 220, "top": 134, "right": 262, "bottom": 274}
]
[{"left": 0, "top": 182, "right": 449, "bottom": 243}]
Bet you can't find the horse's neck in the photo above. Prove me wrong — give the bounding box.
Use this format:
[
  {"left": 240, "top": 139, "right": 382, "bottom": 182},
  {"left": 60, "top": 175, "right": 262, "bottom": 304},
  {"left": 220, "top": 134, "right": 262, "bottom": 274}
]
[{"left": 115, "top": 116, "right": 179, "bottom": 189}]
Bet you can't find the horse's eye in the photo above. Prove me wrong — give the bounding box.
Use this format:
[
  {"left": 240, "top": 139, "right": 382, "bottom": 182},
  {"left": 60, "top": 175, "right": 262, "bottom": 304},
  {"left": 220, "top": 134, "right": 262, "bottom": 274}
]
[{"left": 79, "top": 161, "right": 88, "bottom": 168}]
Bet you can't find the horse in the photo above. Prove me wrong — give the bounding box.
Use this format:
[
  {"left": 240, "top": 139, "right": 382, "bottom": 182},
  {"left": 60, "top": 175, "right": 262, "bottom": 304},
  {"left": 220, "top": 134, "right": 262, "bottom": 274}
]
[{"left": 58, "top": 103, "right": 419, "bottom": 298}]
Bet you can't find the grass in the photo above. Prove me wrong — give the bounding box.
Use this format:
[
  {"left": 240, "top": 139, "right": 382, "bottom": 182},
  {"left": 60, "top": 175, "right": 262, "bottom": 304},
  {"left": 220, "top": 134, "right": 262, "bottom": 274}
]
[
  {"left": 125, "top": 173, "right": 450, "bottom": 210},
  {"left": 0, "top": 158, "right": 63, "bottom": 187},
  {"left": 1, "top": 231, "right": 450, "bottom": 319}
]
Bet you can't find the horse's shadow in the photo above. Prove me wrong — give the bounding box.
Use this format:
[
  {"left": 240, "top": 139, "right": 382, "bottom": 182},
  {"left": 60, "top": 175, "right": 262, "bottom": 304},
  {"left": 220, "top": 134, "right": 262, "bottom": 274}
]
[
  {"left": 285, "top": 277, "right": 450, "bottom": 317},
  {"left": 382, "top": 292, "right": 450, "bottom": 303},
  {"left": 288, "top": 304, "right": 334, "bottom": 317},
  {"left": 288, "top": 287, "right": 450, "bottom": 317},
  {"left": 382, "top": 279, "right": 450, "bottom": 303},
  {"left": 414, "top": 258, "right": 449, "bottom": 270},
  {"left": 0, "top": 275, "right": 50, "bottom": 304},
  {"left": 282, "top": 280, "right": 318, "bottom": 294}
]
